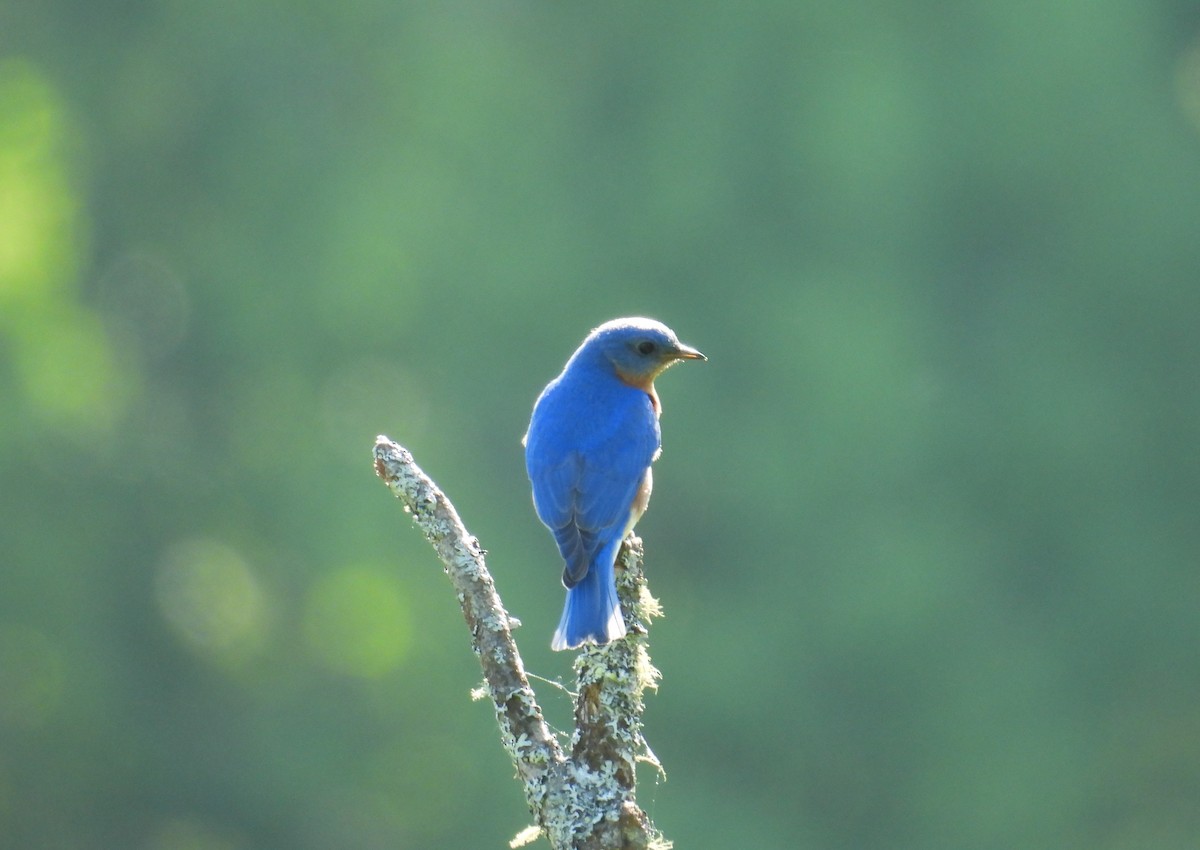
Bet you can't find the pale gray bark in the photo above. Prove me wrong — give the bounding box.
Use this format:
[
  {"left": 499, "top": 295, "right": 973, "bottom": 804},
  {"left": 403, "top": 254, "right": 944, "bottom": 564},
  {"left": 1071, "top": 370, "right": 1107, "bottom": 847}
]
[{"left": 373, "top": 436, "right": 670, "bottom": 850}]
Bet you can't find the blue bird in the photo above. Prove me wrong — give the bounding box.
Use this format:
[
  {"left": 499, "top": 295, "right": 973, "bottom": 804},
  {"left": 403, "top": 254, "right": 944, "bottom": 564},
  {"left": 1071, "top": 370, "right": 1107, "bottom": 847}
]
[{"left": 524, "top": 317, "right": 705, "bottom": 650}]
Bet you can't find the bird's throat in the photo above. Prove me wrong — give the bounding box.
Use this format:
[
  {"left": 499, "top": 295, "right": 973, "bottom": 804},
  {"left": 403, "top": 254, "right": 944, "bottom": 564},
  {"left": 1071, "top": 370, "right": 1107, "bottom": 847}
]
[{"left": 613, "top": 364, "right": 666, "bottom": 414}]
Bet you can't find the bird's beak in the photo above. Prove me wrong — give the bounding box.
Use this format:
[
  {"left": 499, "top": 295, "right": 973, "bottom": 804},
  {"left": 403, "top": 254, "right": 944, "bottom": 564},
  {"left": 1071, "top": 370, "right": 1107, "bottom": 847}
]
[{"left": 673, "top": 342, "right": 707, "bottom": 362}]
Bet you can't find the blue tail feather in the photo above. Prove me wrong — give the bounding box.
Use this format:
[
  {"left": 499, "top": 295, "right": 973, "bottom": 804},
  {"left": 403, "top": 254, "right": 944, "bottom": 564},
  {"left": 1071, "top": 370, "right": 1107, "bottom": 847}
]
[{"left": 551, "top": 539, "right": 626, "bottom": 650}]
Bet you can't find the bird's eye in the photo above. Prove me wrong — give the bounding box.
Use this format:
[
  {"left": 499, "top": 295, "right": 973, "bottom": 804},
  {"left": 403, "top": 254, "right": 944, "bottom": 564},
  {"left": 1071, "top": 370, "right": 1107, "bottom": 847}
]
[{"left": 636, "top": 340, "right": 657, "bottom": 356}]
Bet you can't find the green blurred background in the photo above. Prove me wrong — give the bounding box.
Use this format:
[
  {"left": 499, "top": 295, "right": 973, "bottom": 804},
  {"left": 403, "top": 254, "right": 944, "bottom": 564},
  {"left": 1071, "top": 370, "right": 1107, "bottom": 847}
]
[{"left": 3, "top": 1, "right": 1199, "bottom": 848}]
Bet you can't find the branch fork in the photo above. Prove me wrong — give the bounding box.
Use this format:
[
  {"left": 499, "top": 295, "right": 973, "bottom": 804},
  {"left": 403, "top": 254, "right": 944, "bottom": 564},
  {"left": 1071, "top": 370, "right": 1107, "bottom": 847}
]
[{"left": 373, "top": 436, "right": 669, "bottom": 850}]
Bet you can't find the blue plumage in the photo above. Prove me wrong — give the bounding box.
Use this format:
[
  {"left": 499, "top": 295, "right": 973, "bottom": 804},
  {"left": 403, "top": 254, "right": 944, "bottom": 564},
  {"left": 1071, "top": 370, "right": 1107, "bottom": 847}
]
[{"left": 524, "top": 317, "right": 705, "bottom": 650}]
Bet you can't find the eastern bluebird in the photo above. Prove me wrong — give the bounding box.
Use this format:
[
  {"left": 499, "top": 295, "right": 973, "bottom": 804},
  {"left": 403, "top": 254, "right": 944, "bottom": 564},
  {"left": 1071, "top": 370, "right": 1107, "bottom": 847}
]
[{"left": 523, "top": 317, "right": 705, "bottom": 651}]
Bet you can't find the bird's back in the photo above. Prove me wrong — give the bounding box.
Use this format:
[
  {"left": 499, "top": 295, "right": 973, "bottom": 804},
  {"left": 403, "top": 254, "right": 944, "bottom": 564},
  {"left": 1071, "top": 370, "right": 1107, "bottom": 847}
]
[{"left": 527, "top": 360, "right": 658, "bottom": 462}]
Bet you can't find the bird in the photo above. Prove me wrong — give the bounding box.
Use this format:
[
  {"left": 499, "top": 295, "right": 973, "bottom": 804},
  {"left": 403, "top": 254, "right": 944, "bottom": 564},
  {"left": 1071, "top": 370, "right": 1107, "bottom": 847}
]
[{"left": 523, "top": 317, "right": 705, "bottom": 650}]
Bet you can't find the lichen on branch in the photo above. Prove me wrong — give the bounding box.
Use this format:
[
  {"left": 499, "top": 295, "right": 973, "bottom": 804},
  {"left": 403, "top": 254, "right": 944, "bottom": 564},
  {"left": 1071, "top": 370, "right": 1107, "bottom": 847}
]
[{"left": 373, "top": 436, "right": 670, "bottom": 849}]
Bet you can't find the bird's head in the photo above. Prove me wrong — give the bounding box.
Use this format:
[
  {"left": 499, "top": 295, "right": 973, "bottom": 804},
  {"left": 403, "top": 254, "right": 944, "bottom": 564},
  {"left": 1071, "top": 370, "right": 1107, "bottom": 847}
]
[{"left": 581, "top": 317, "right": 706, "bottom": 388}]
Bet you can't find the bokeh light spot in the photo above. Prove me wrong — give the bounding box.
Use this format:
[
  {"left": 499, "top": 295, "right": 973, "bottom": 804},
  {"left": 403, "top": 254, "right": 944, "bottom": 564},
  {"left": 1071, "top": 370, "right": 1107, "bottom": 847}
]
[
  {"left": 94, "top": 250, "right": 191, "bottom": 364},
  {"left": 12, "top": 307, "right": 129, "bottom": 429},
  {"left": 0, "top": 59, "right": 133, "bottom": 431},
  {"left": 304, "top": 565, "right": 412, "bottom": 678},
  {"left": 156, "top": 538, "right": 268, "bottom": 662},
  {"left": 0, "top": 60, "right": 75, "bottom": 301}
]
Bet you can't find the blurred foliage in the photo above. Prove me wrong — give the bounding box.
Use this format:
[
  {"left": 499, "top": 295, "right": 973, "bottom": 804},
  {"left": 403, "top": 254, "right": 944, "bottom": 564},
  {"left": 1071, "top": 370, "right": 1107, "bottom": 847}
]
[{"left": 2, "top": 1, "right": 1200, "bottom": 848}]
